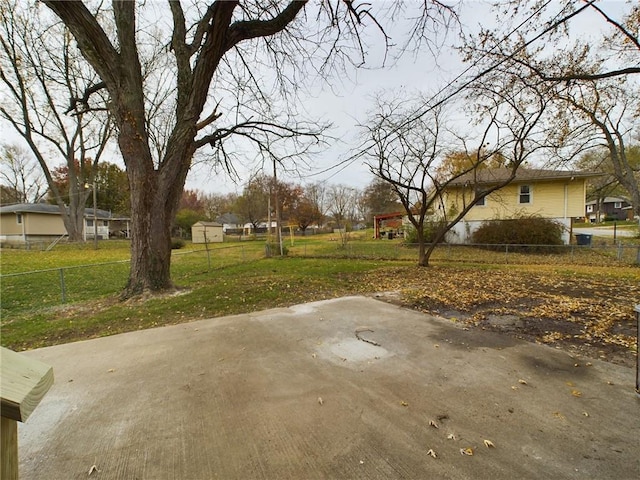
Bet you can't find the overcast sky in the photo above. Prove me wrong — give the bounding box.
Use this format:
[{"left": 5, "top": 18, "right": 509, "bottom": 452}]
[
  {"left": 1, "top": 1, "right": 632, "bottom": 197},
  {"left": 186, "top": 0, "right": 632, "bottom": 196}
]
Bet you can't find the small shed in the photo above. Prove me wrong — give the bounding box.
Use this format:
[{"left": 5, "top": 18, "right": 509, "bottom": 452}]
[{"left": 191, "top": 221, "right": 223, "bottom": 244}]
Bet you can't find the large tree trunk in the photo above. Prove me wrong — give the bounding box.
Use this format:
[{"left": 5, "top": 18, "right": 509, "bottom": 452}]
[{"left": 125, "top": 168, "right": 174, "bottom": 294}]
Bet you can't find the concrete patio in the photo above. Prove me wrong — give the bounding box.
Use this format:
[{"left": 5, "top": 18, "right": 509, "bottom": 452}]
[{"left": 17, "top": 296, "right": 640, "bottom": 479}]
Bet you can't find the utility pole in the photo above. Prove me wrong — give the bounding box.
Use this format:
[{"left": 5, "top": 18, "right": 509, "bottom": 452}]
[{"left": 93, "top": 181, "right": 98, "bottom": 250}]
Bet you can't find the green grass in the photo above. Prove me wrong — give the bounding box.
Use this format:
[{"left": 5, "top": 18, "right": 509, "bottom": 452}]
[{"left": 1, "top": 233, "right": 638, "bottom": 351}]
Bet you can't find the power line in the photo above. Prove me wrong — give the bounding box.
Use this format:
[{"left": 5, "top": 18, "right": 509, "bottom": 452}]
[{"left": 312, "top": 0, "right": 598, "bottom": 180}]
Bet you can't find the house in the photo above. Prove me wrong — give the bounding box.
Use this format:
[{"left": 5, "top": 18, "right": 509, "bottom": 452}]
[
  {"left": 191, "top": 221, "right": 223, "bottom": 243},
  {"left": 0, "top": 203, "right": 122, "bottom": 245},
  {"left": 215, "top": 213, "right": 243, "bottom": 234},
  {"left": 585, "top": 197, "right": 633, "bottom": 222},
  {"left": 439, "top": 168, "right": 598, "bottom": 244}
]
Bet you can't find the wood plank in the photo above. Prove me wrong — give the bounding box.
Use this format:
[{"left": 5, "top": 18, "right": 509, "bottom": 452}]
[
  {"left": 1, "top": 417, "right": 18, "bottom": 480},
  {"left": 0, "top": 347, "right": 54, "bottom": 422}
]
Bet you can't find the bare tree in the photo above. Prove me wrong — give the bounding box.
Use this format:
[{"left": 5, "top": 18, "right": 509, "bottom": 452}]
[
  {"left": 42, "top": 0, "right": 458, "bottom": 296},
  {"left": 554, "top": 80, "right": 640, "bottom": 219},
  {"left": 461, "top": 2, "right": 640, "bottom": 219},
  {"left": 327, "top": 184, "right": 357, "bottom": 231},
  {"left": 363, "top": 74, "right": 558, "bottom": 266},
  {"left": 0, "top": 2, "right": 112, "bottom": 241},
  {"left": 0, "top": 144, "right": 47, "bottom": 204},
  {"left": 305, "top": 182, "right": 329, "bottom": 229}
]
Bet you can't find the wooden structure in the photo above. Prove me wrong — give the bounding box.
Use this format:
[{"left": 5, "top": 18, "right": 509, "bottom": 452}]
[
  {"left": 191, "top": 221, "right": 223, "bottom": 244},
  {"left": 373, "top": 212, "right": 406, "bottom": 239},
  {"left": 1, "top": 347, "right": 54, "bottom": 479}
]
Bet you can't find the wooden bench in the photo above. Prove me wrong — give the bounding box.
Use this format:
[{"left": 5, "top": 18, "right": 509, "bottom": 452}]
[{"left": 1, "top": 347, "right": 54, "bottom": 479}]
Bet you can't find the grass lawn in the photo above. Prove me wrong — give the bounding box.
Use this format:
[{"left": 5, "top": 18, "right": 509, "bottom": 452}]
[{"left": 1, "top": 234, "right": 638, "bottom": 367}]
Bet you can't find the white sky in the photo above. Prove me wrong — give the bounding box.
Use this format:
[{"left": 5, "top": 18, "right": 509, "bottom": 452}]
[
  {"left": 186, "top": 0, "right": 632, "bottom": 195},
  {"left": 1, "top": 1, "right": 632, "bottom": 197}
]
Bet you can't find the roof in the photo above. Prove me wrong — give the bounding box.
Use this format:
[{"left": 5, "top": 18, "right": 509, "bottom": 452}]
[
  {"left": 0, "top": 203, "right": 113, "bottom": 219},
  {"left": 215, "top": 213, "right": 241, "bottom": 224},
  {"left": 585, "top": 197, "right": 630, "bottom": 206},
  {"left": 192, "top": 221, "right": 222, "bottom": 227},
  {"left": 447, "top": 168, "right": 599, "bottom": 187}
]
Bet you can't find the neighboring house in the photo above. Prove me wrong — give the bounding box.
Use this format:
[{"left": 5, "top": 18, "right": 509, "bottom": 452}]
[
  {"left": 0, "top": 203, "right": 121, "bottom": 245},
  {"left": 191, "top": 221, "right": 223, "bottom": 243},
  {"left": 585, "top": 197, "right": 633, "bottom": 222},
  {"left": 439, "top": 168, "right": 598, "bottom": 244},
  {"left": 215, "top": 213, "right": 243, "bottom": 233}
]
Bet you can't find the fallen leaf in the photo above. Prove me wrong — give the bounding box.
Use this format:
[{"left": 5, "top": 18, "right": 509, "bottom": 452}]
[
  {"left": 400, "top": 401, "right": 408, "bottom": 407},
  {"left": 460, "top": 447, "right": 474, "bottom": 456},
  {"left": 582, "top": 411, "right": 589, "bottom": 417},
  {"left": 483, "top": 439, "right": 495, "bottom": 448},
  {"left": 318, "top": 397, "right": 323, "bottom": 406},
  {"left": 571, "top": 389, "right": 582, "bottom": 397},
  {"left": 447, "top": 433, "right": 456, "bottom": 440},
  {"left": 107, "top": 369, "right": 115, "bottom": 373},
  {"left": 429, "top": 420, "right": 438, "bottom": 428},
  {"left": 427, "top": 448, "right": 438, "bottom": 458},
  {"left": 311, "top": 353, "right": 317, "bottom": 358},
  {"left": 88, "top": 465, "right": 100, "bottom": 476},
  {"left": 552, "top": 411, "right": 565, "bottom": 419},
  {"left": 518, "top": 379, "right": 527, "bottom": 385}
]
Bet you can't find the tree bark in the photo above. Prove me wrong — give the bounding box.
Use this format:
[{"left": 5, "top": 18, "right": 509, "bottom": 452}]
[{"left": 43, "top": 0, "right": 309, "bottom": 296}]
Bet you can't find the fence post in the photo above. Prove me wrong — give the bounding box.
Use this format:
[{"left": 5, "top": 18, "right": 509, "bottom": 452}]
[
  {"left": 635, "top": 305, "right": 640, "bottom": 396},
  {"left": 58, "top": 268, "right": 66, "bottom": 303},
  {"left": 504, "top": 244, "right": 509, "bottom": 264},
  {"left": 206, "top": 249, "right": 211, "bottom": 270}
]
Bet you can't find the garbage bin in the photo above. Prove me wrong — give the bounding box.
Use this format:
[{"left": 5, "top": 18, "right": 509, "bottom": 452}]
[
  {"left": 387, "top": 231, "right": 394, "bottom": 240},
  {"left": 575, "top": 233, "right": 592, "bottom": 246}
]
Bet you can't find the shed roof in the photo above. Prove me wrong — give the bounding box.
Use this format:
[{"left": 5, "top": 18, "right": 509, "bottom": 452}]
[{"left": 192, "top": 221, "right": 222, "bottom": 227}]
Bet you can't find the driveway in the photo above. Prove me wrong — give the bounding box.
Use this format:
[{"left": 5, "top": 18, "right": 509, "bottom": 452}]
[
  {"left": 574, "top": 226, "right": 638, "bottom": 238},
  {"left": 17, "top": 296, "right": 640, "bottom": 479}
]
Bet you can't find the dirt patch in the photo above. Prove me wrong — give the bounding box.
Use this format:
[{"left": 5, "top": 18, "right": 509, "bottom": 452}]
[{"left": 365, "top": 267, "right": 639, "bottom": 368}]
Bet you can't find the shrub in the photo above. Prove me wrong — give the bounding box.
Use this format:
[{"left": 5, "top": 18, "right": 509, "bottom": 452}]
[
  {"left": 472, "top": 216, "right": 563, "bottom": 251},
  {"left": 404, "top": 221, "right": 447, "bottom": 244},
  {"left": 171, "top": 238, "right": 186, "bottom": 249}
]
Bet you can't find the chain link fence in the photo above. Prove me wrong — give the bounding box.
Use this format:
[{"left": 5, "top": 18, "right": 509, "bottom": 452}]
[
  {"left": 1, "top": 245, "right": 262, "bottom": 317},
  {"left": 289, "top": 241, "right": 640, "bottom": 266}
]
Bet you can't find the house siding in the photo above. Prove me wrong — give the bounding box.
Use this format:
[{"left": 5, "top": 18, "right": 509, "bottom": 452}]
[
  {"left": 1, "top": 212, "right": 66, "bottom": 242},
  {"left": 441, "top": 178, "right": 588, "bottom": 245}
]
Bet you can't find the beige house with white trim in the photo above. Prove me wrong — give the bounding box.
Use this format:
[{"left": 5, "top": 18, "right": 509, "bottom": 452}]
[
  {"left": 439, "top": 168, "right": 599, "bottom": 244},
  {"left": 0, "top": 203, "right": 120, "bottom": 245}
]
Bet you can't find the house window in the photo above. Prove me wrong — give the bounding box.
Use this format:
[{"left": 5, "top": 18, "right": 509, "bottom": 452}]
[
  {"left": 519, "top": 185, "right": 531, "bottom": 204},
  {"left": 86, "top": 219, "right": 94, "bottom": 227},
  {"left": 16, "top": 213, "right": 22, "bottom": 224},
  {"left": 586, "top": 205, "right": 593, "bottom": 213},
  {"left": 614, "top": 202, "right": 622, "bottom": 209},
  {"left": 475, "top": 195, "right": 486, "bottom": 206}
]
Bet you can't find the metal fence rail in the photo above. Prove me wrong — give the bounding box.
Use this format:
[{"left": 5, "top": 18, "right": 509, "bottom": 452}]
[
  {"left": 0, "top": 245, "right": 260, "bottom": 317},
  {"left": 289, "top": 242, "right": 640, "bottom": 266}
]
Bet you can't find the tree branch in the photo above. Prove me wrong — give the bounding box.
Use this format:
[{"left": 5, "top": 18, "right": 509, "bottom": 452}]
[
  {"left": 225, "top": 1, "right": 307, "bottom": 52},
  {"left": 64, "top": 81, "right": 107, "bottom": 114}
]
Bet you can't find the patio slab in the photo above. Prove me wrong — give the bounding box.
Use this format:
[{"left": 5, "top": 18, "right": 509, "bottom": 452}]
[{"left": 17, "top": 296, "right": 640, "bottom": 479}]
